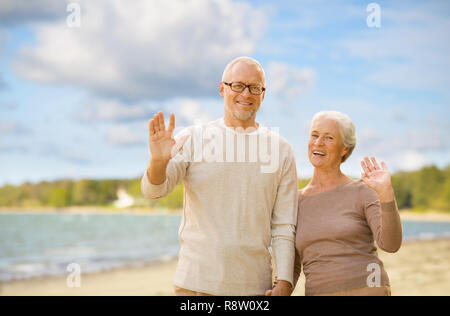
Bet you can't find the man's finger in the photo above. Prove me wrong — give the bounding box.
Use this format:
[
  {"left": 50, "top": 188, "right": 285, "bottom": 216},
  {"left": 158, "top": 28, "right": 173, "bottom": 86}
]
[
  {"left": 149, "top": 119, "right": 156, "bottom": 136},
  {"left": 168, "top": 113, "right": 175, "bottom": 133},
  {"left": 153, "top": 114, "right": 160, "bottom": 132},
  {"left": 158, "top": 112, "right": 165, "bottom": 131}
]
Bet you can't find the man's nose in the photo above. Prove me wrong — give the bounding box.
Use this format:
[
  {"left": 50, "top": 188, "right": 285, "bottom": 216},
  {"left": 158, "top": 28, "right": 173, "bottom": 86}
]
[{"left": 240, "top": 86, "right": 252, "bottom": 96}]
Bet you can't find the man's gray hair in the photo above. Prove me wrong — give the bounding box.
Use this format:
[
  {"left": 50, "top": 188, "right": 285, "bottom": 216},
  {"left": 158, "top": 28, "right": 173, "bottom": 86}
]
[
  {"left": 221, "top": 56, "right": 266, "bottom": 86},
  {"left": 311, "top": 111, "right": 357, "bottom": 163}
]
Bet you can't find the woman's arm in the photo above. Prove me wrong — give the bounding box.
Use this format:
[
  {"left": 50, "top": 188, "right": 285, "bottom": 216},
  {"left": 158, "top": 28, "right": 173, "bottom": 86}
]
[{"left": 361, "top": 157, "right": 403, "bottom": 253}]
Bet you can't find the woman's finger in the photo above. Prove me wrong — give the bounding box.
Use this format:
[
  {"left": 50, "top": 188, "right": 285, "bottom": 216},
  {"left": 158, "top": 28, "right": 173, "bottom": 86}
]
[
  {"left": 381, "top": 161, "right": 388, "bottom": 171},
  {"left": 371, "top": 157, "right": 381, "bottom": 170},
  {"left": 361, "top": 160, "right": 370, "bottom": 175},
  {"left": 364, "top": 157, "right": 373, "bottom": 172}
]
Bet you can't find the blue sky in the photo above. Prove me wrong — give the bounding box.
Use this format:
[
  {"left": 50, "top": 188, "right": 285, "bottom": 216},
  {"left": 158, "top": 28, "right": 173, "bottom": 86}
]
[{"left": 0, "top": 0, "right": 449, "bottom": 186}]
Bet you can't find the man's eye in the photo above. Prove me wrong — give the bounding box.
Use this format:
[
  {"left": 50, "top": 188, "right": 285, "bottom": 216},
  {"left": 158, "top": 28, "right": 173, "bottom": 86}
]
[{"left": 233, "top": 84, "right": 244, "bottom": 89}]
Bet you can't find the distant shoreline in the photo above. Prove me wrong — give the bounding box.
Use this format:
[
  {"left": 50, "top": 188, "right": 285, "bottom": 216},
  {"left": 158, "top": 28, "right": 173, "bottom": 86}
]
[
  {"left": 1, "top": 207, "right": 449, "bottom": 222},
  {"left": 398, "top": 210, "right": 450, "bottom": 223},
  {"left": 0, "top": 207, "right": 182, "bottom": 216}
]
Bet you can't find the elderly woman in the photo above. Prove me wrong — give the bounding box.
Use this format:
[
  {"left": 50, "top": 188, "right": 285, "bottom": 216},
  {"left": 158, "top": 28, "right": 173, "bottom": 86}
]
[{"left": 292, "top": 111, "right": 402, "bottom": 296}]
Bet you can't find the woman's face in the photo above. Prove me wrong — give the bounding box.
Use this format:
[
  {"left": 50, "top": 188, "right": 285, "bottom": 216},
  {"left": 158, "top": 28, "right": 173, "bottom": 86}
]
[{"left": 308, "top": 118, "right": 349, "bottom": 170}]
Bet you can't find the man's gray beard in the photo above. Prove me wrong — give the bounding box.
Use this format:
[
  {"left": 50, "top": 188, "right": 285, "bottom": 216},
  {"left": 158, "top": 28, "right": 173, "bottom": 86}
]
[{"left": 233, "top": 109, "right": 254, "bottom": 121}]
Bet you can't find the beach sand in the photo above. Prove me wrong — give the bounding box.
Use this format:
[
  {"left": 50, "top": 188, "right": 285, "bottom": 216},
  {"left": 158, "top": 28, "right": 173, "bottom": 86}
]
[{"left": 1, "top": 239, "right": 449, "bottom": 296}]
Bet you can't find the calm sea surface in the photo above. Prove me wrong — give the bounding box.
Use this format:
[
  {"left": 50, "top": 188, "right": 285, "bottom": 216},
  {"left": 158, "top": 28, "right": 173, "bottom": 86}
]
[{"left": 1, "top": 213, "right": 450, "bottom": 282}]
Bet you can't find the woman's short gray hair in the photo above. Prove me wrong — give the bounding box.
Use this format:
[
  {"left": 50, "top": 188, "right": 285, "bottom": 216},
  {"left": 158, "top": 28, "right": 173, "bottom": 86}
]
[
  {"left": 311, "top": 111, "right": 357, "bottom": 163},
  {"left": 221, "top": 56, "right": 266, "bottom": 86}
]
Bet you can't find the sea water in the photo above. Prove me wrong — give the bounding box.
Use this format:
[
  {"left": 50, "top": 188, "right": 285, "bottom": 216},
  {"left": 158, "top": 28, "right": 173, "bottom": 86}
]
[{"left": 0, "top": 212, "right": 449, "bottom": 282}]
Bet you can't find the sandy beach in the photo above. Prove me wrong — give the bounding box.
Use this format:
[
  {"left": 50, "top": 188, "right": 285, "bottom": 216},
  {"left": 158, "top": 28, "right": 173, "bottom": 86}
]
[{"left": 1, "top": 238, "right": 449, "bottom": 296}]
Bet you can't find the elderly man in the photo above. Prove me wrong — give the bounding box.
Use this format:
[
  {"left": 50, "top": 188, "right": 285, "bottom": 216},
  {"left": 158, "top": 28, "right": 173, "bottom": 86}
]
[{"left": 141, "top": 57, "right": 298, "bottom": 296}]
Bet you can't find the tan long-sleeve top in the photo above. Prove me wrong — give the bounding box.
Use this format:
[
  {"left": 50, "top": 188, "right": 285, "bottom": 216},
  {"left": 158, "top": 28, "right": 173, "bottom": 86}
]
[
  {"left": 141, "top": 118, "right": 298, "bottom": 296},
  {"left": 294, "top": 180, "right": 402, "bottom": 296}
]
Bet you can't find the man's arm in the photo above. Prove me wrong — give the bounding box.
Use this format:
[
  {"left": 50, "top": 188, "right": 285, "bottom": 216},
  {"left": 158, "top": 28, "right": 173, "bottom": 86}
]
[
  {"left": 270, "top": 146, "right": 298, "bottom": 296},
  {"left": 146, "top": 157, "right": 170, "bottom": 185},
  {"left": 141, "top": 112, "right": 190, "bottom": 199}
]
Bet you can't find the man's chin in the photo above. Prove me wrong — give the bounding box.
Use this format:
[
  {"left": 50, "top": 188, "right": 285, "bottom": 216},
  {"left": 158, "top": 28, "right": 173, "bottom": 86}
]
[{"left": 233, "top": 110, "right": 254, "bottom": 121}]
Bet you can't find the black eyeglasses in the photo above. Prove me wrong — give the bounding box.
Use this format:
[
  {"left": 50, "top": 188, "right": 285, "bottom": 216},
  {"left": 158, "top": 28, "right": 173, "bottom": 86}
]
[{"left": 223, "top": 82, "right": 266, "bottom": 95}]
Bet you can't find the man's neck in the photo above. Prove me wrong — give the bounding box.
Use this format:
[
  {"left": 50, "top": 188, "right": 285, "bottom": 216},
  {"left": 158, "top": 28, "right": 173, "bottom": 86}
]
[{"left": 223, "top": 114, "right": 259, "bottom": 131}]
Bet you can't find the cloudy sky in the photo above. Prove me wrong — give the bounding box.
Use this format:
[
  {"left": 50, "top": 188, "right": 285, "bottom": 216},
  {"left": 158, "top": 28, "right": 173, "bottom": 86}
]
[{"left": 0, "top": 0, "right": 449, "bottom": 186}]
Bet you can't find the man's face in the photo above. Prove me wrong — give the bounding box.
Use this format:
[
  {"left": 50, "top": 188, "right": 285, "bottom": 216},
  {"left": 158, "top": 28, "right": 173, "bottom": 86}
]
[{"left": 220, "top": 62, "right": 265, "bottom": 124}]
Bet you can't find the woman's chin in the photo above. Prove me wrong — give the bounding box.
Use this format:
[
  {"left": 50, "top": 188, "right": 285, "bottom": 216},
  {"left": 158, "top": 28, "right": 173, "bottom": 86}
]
[{"left": 309, "top": 157, "right": 326, "bottom": 168}]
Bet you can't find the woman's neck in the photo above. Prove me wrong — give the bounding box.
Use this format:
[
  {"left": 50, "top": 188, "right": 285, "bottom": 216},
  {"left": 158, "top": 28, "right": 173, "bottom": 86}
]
[{"left": 309, "top": 166, "right": 351, "bottom": 190}]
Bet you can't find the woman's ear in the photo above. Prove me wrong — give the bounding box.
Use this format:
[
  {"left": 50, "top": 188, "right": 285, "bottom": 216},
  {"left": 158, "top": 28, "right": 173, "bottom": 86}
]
[{"left": 341, "top": 146, "right": 350, "bottom": 160}]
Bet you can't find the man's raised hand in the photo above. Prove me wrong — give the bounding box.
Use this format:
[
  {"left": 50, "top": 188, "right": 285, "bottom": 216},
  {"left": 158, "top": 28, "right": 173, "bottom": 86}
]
[
  {"left": 148, "top": 112, "right": 176, "bottom": 162},
  {"left": 148, "top": 112, "right": 189, "bottom": 162}
]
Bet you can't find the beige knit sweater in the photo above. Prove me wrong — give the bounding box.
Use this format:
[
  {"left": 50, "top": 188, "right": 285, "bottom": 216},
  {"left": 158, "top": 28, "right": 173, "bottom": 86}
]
[{"left": 141, "top": 118, "right": 298, "bottom": 295}]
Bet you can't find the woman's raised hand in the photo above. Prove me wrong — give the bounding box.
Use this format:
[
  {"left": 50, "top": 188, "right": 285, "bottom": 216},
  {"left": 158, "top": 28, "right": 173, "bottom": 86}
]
[{"left": 361, "top": 157, "right": 395, "bottom": 202}]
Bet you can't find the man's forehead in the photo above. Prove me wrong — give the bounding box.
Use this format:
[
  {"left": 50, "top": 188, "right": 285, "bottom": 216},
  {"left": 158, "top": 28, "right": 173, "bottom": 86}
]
[{"left": 228, "top": 62, "right": 265, "bottom": 84}]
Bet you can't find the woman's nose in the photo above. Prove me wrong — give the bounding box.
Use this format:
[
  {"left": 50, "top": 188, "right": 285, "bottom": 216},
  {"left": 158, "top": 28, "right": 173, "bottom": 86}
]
[{"left": 314, "top": 137, "right": 324, "bottom": 145}]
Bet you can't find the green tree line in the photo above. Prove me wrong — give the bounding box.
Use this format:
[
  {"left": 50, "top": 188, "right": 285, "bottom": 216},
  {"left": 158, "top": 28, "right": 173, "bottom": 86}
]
[
  {"left": 0, "top": 165, "right": 449, "bottom": 212},
  {"left": 0, "top": 178, "right": 184, "bottom": 211}
]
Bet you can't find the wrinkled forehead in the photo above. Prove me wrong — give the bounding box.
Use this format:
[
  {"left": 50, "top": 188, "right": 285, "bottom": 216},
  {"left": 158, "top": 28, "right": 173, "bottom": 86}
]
[
  {"left": 310, "top": 118, "right": 342, "bottom": 136},
  {"left": 226, "top": 62, "right": 265, "bottom": 85}
]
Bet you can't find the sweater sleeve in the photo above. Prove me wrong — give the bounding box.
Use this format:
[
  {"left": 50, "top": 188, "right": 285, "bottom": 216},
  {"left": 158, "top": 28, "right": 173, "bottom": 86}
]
[
  {"left": 363, "top": 186, "right": 403, "bottom": 253},
  {"left": 271, "top": 146, "right": 298, "bottom": 287},
  {"left": 293, "top": 248, "right": 302, "bottom": 289},
  {"left": 141, "top": 129, "right": 191, "bottom": 200}
]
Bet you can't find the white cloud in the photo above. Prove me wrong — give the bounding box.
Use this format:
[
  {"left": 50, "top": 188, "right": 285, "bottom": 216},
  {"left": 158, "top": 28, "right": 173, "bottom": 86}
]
[
  {"left": 394, "top": 151, "right": 428, "bottom": 172},
  {"left": 0, "top": 74, "right": 6, "bottom": 90},
  {"left": 0, "top": 0, "right": 64, "bottom": 26},
  {"left": 39, "top": 143, "right": 92, "bottom": 165},
  {"left": 266, "top": 62, "right": 316, "bottom": 104},
  {"left": 0, "top": 120, "right": 28, "bottom": 134},
  {"left": 14, "top": 0, "right": 267, "bottom": 100},
  {"left": 342, "top": 3, "right": 450, "bottom": 92},
  {"left": 0, "top": 101, "right": 17, "bottom": 110},
  {"left": 75, "top": 98, "right": 154, "bottom": 123},
  {"left": 178, "top": 99, "right": 214, "bottom": 126},
  {"left": 0, "top": 141, "right": 28, "bottom": 153},
  {"left": 106, "top": 125, "right": 145, "bottom": 147}
]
